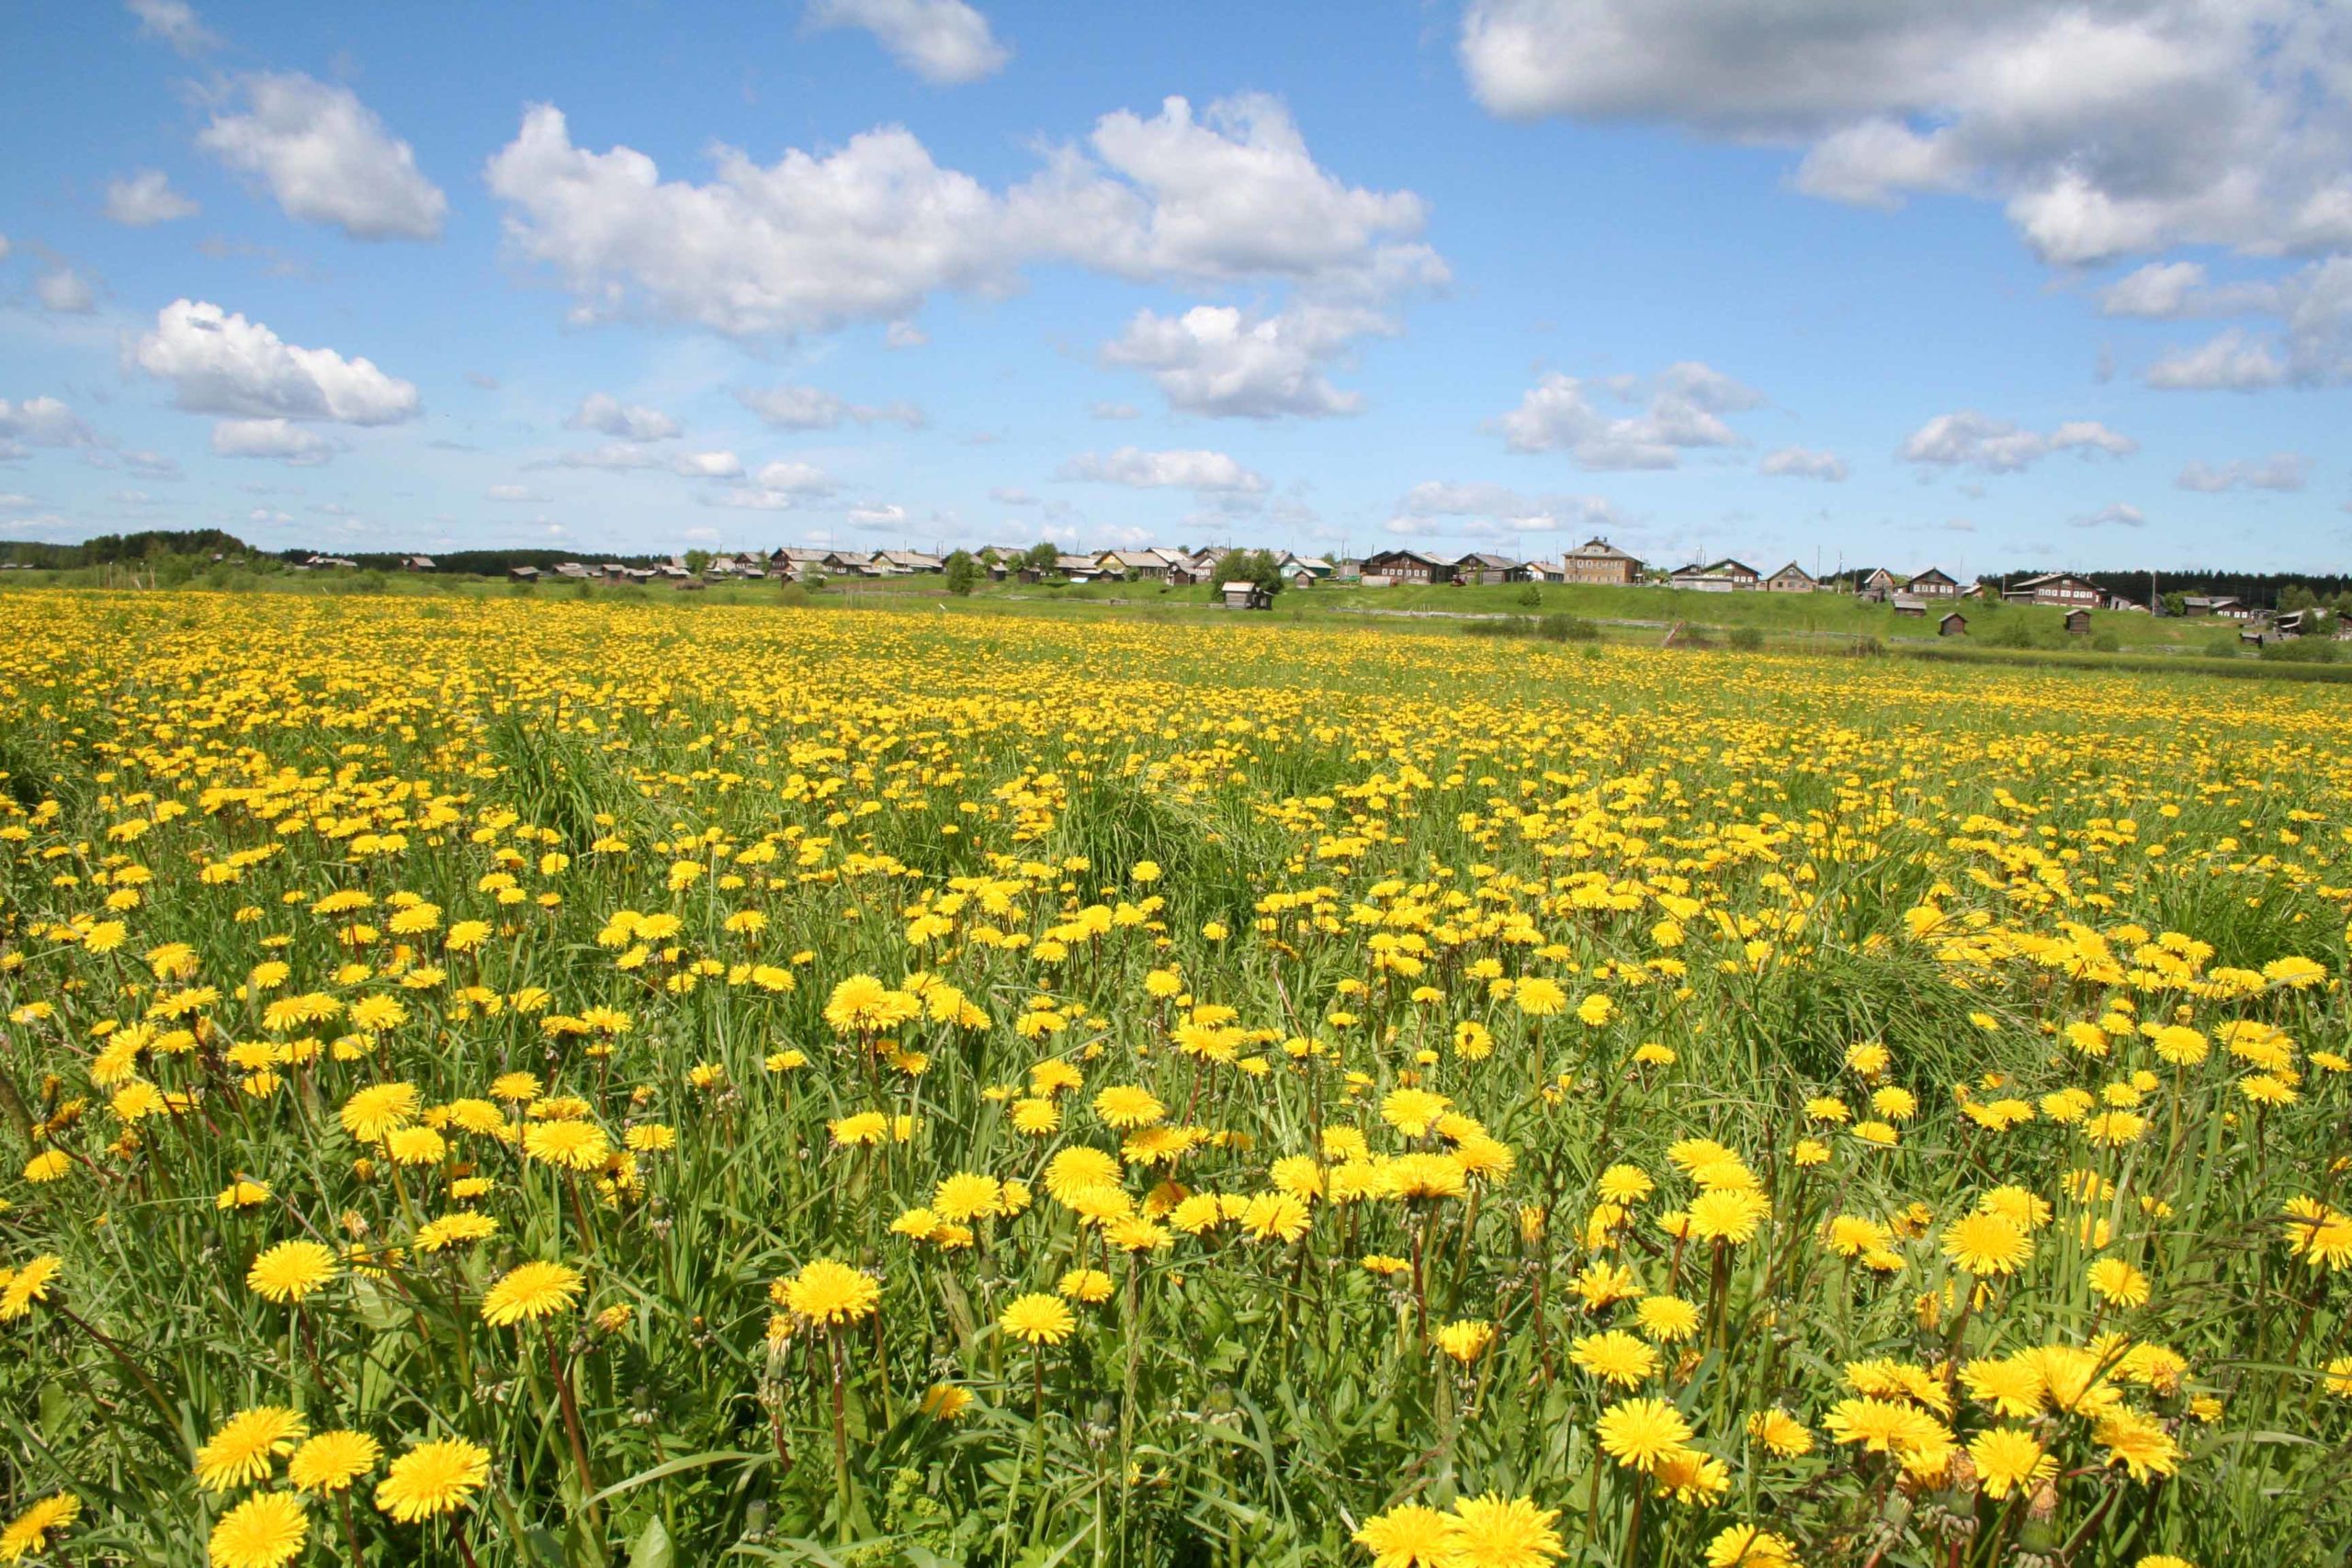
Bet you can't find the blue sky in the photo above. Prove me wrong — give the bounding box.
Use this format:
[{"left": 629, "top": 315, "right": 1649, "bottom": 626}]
[{"left": 3, "top": 0, "right": 2347, "bottom": 571}]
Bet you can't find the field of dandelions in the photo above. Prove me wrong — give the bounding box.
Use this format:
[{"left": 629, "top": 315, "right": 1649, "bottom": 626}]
[{"left": 1, "top": 588, "right": 2348, "bottom": 1568}]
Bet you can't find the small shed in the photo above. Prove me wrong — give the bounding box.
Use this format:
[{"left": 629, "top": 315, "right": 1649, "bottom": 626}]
[
  {"left": 1938, "top": 612, "right": 1967, "bottom": 637},
  {"left": 1218, "top": 581, "right": 1272, "bottom": 611},
  {"left": 1891, "top": 594, "right": 1927, "bottom": 618},
  {"left": 507, "top": 565, "right": 540, "bottom": 581},
  {"left": 2064, "top": 607, "right": 2092, "bottom": 635}
]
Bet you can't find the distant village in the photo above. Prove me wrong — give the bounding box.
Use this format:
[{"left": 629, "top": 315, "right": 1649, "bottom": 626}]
[{"left": 213, "top": 533, "right": 2348, "bottom": 642}]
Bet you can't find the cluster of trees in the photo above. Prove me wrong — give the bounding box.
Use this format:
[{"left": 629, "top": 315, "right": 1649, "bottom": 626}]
[{"left": 0, "top": 529, "right": 254, "bottom": 569}]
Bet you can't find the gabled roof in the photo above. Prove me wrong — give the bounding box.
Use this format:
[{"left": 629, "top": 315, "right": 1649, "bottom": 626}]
[
  {"left": 1453, "top": 552, "right": 1518, "bottom": 570},
  {"left": 1363, "top": 547, "right": 1444, "bottom": 566},
  {"left": 2009, "top": 571, "right": 2097, "bottom": 590},
  {"left": 1566, "top": 536, "right": 1641, "bottom": 561},
  {"left": 1908, "top": 566, "right": 1958, "bottom": 585},
  {"left": 1766, "top": 561, "right": 1814, "bottom": 581}
]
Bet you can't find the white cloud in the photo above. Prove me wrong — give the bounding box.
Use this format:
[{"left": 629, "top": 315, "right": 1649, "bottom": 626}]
[
  {"left": 1497, "top": 361, "right": 1761, "bottom": 468},
  {"left": 1458, "top": 0, "right": 2352, "bottom": 264},
  {"left": 989, "top": 485, "right": 1037, "bottom": 504},
  {"left": 2142, "top": 328, "right": 2290, "bottom": 389},
  {"left": 565, "top": 392, "right": 681, "bottom": 441},
  {"left": 123, "top": 449, "right": 181, "bottom": 479},
  {"left": 1058, "top": 446, "right": 1267, "bottom": 493},
  {"left": 734, "top": 385, "right": 925, "bottom": 430},
  {"left": 1390, "top": 479, "right": 1618, "bottom": 536},
  {"left": 0, "top": 397, "right": 98, "bottom": 447},
  {"left": 1897, "top": 411, "right": 2135, "bottom": 472},
  {"left": 671, "top": 450, "right": 744, "bottom": 479},
  {"left": 36, "top": 268, "right": 96, "bottom": 313},
  {"left": 2176, "top": 453, "right": 2309, "bottom": 492},
  {"left": 1758, "top": 446, "right": 1849, "bottom": 480},
  {"left": 486, "top": 483, "right": 545, "bottom": 502},
  {"left": 483, "top": 94, "right": 1438, "bottom": 338},
  {"left": 0, "top": 491, "right": 39, "bottom": 510},
  {"left": 753, "top": 460, "right": 837, "bottom": 494},
  {"left": 1090, "top": 401, "right": 1140, "bottom": 420},
  {"left": 0, "top": 234, "right": 9, "bottom": 260},
  {"left": 249, "top": 507, "right": 292, "bottom": 525},
  {"left": 210, "top": 418, "right": 334, "bottom": 464},
  {"left": 847, "top": 502, "right": 910, "bottom": 530},
  {"left": 2072, "top": 501, "right": 2146, "bottom": 528},
  {"left": 554, "top": 443, "right": 662, "bottom": 470},
  {"left": 198, "top": 73, "right": 447, "bottom": 241},
  {"left": 1102, "top": 301, "right": 1391, "bottom": 418},
  {"left": 2099, "top": 261, "right": 2210, "bottom": 317},
  {"left": 806, "top": 0, "right": 1010, "bottom": 84},
  {"left": 136, "top": 299, "right": 421, "bottom": 425},
  {"left": 886, "top": 320, "right": 929, "bottom": 348},
  {"left": 2125, "top": 257, "right": 2352, "bottom": 387},
  {"left": 105, "top": 169, "right": 199, "bottom": 226},
  {"left": 127, "top": 0, "right": 218, "bottom": 54}
]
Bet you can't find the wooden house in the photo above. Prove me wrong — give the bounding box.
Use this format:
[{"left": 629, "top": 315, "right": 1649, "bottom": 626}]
[
  {"left": 1217, "top": 581, "right": 1272, "bottom": 611},
  {"left": 1360, "top": 549, "right": 1447, "bottom": 586},
  {"left": 2006, "top": 572, "right": 2102, "bottom": 608},
  {"left": 1559, "top": 536, "right": 1644, "bottom": 585},
  {"left": 2064, "top": 607, "right": 2093, "bottom": 634},
  {"left": 1907, "top": 567, "right": 1961, "bottom": 598},
  {"left": 1939, "top": 612, "right": 1967, "bottom": 637},
  {"left": 1764, "top": 562, "right": 1816, "bottom": 593}
]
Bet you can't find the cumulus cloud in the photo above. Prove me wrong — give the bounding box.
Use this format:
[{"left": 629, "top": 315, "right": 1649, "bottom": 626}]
[
  {"left": 486, "top": 483, "right": 545, "bottom": 502},
  {"left": 0, "top": 397, "right": 99, "bottom": 448},
  {"left": 198, "top": 73, "right": 447, "bottom": 241},
  {"left": 847, "top": 502, "right": 910, "bottom": 530},
  {"left": 565, "top": 392, "right": 681, "bottom": 441},
  {"left": 1897, "top": 411, "right": 2135, "bottom": 473},
  {"left": 136, "top": 299, "right": 421, "bottom": 426},
  {"left": 734, "top": 385, "right": 925, "bottom": 431},
  {"left": 2122, "top": 256, "right": 2352, "bottom": 388},
  {"left": 2176, "top": 453, "right": 2309, "bottom": 491},
  {"left": 806, "top": 0, "right": 1009, "bottom": 84},
  {"left": 1758, "top": 446, "right": 1849, "bottom": 480},
  {"left": 1058, "top": 446, "right": 1267, "bottom": 493},
  {"left": 886, "top": 320, "right": 929, "bottom": 348},
  {"left": 36, "top": 268, "right": 96, "bottom": 313},
  {"left": 754, "top": 460, "right": 837, "bottom": 494},
  {"left": 482, "top": 94, "right": 1439, "bottom": 338},
  {"left": 1388, "top": 479, "right": 1618, "bottom": 537},
  {"left": 1457, "top": 0, "right": 2352, "bottom": 264},
  {"left": 106, "top": 169, "right": 199, "bottom": 226},
  {"left": 1091, "top": 401, "right": 1140, "bottom": 420},
  {"left": 2072, "top": 501, "right": 2146, "bottom": 528},
  {"left": 2142, "top": 328, "right": 2290, "bottom": 389},
  {"left": 210, "top": 418, "right": 334, "bottom": 464},
  {"left": 1496, "top": 361, "right": 1761, "bottom": 468},
  {"left": 670, "top": 450, "right": 744, "bottom": 479},
  {"left": 127, "top": 0, "right": 217, "bottom": 54},
  {"left": 1102, "top": 301, "right": 1391, "bottom": 418},
  {"left": 554, "top": 443, "right": 662, "bottom": 470},
  {"left": 989, "top": 485, "right": 1037, "bottom": 504}
]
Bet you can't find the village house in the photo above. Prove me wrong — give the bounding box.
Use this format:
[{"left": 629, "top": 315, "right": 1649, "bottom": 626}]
[
  {"left": 1095, "top": 549, "right": 1174, "bottom": 581},
  {"left": 1517, "top": 560, "right": 1566, "bottom": 583},
  {"left": 1907, "top": 567, "right": 1961, "bottom": 598},
  {"left": 1559, "top": 536, "right": 1644, "bottom": 585},
  {"left": 1053, "top": 554, "right": 1102, "bottom": 581},
  {"left": 507, "top": 565, "right": 540, "bottom": 581},
  {"left": 1284, "top": 555, "right": 1334, "bottom": 581},
  {"left": 2004, "top": 571, "right": 2102, "bottom": 607},
  {"left": 1669, "top": 559, "right": 1761, "bottom": 592},
  {"left": 2179, "top": 594, "right": 2248, "bottom": 618},
  {"left": 1891, "top": 594, "right": 1928, "bottom": 618},
  {"left": 1939, "top": 611, "right": 1968, "bottom": 637},
  {"left": 2064, "top": 607, "right": 2094, "bottom": 634},
  {"left": 1764, "top": 562, "right": 1816, "bottom": 593},
  {"left": 1453, "top": 552, "right": 1519, "bottom": 585},
  {"left": 399, "top": 555, "right": 435, "bottom": 572},
  {"left": 1217, "top": 580, "right": 1272, "bottom": 610},
  {"left": 554, "top": 561, "right": 594, "bottom": 579},
  {"left": 872, "top": 549, "right": 943, "bottom": 574},
  {"left": 1850, "top": 567, "right": 1896, "bottom": 603},
  {"left": 1359, "top": 548, "right": 1448, "bottom": 586}
]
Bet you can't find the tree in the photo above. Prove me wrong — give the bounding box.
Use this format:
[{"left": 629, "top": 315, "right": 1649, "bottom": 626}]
[
  {"left": 944, "top": 549, "right": 978, "bottom": 596},
  {"left": 2161, "top": 592, "right": 2187, "bottom": 618},
  {"left": 1023, "top": 541, "right": 1061, "bottom": 573},
  {"left": 1213, "top": 549, "right": 1284, "bottom": 595},
  {"left": 684, "top": 548, "right": 713, "bottom": 574}
]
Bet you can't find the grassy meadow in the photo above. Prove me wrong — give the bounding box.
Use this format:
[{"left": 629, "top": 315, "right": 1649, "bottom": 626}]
[{"left": 1, "top": 589, "right": 2348, "bottom": 1568}]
